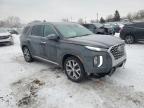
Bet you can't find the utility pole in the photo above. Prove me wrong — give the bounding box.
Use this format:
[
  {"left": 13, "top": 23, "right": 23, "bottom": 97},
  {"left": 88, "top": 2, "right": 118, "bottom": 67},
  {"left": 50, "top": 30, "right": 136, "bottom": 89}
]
[
  {"left": 97, "top": 13, "right": 99, "bottom": 23},
  {"left": 70, "top": 17, "right": 72, "bottom": 22},
  {"left": 84, "top": 17, "right": 86, "bottom": 24}
]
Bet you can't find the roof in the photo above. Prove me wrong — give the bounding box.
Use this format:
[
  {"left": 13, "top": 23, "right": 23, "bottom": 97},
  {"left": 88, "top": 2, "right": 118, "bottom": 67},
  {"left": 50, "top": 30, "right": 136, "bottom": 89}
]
[{"left": 27, "top": 21, "right": 77, "bottom": 26}]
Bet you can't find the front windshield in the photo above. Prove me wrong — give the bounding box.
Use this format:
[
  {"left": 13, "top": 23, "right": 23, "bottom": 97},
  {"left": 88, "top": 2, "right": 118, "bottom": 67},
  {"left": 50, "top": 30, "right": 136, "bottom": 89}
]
[
  {"left": 55, "top": 23, "right": 93, "bottom": 38},
  {"left": 0, "top": 28, "right": 8, "bottom": 33}
]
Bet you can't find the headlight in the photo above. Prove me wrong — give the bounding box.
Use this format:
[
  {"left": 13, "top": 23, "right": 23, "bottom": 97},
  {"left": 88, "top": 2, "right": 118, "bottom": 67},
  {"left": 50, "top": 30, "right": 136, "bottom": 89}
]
[{"left": 85, "top": 46, "right": 107, "bottom": 51}]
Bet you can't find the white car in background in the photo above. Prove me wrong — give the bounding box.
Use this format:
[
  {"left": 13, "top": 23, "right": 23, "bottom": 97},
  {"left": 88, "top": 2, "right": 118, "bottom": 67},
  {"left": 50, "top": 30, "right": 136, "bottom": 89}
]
[{"left": 0, "top": 28, "right": 14, "bottom": 45}]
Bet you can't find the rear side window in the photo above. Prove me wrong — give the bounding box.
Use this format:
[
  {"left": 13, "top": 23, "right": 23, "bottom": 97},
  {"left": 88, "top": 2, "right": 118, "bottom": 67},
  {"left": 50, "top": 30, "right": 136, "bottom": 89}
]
[
  {"left": 31, "top": 25, "right": 44, "bottom": 36},
  {"left": 22, "top": 26, "right": 30, "bottom": 35},
  {"left": 132, "top": 22, "right": 144, "bottom": 28}
]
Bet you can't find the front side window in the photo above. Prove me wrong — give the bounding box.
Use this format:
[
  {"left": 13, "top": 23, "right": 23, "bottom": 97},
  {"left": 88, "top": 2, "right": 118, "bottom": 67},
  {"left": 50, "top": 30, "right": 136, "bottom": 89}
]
[
  {"left": 44, "top": 25, "right": 57, "bottom": 37},
  {"left": 55, "top": 23, "right": 93, "bottom": 38},
  {"left": 31, "top": 25, "right": 44, "bottom": 36},
  {"left": 135, "top": 23, "right": 144, "bottom": 28}
]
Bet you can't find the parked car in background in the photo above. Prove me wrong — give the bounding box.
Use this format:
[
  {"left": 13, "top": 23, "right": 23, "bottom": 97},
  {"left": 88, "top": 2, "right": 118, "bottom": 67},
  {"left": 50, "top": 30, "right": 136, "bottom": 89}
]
[
  {"left": 0, "top": 28, "right": 14, "bottom": 45},
  {"left": 105, "top": 22, "right": 121, "bottom": 33},
  {"left": 103, "top": 24, "right": 115, "bottom": 35},
  {"left": 82, "top": 23, "right": 114, "bottom": 35},
  {"left": 8, "top": 29, "right": 19, "bottom": 35},
  {"left": 120, "top": 22, "right": 144, "bottom": 44},
  {"left": 20, "top": 22, "right": 126, "bottom": 82}
]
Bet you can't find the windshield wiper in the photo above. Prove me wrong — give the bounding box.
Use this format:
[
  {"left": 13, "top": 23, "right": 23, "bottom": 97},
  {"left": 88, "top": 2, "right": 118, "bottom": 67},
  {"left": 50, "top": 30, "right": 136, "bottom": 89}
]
[
  {"left": 69, "top": 34, "right": 91, "bottom": 38},
  {"left": 80, "top": 34, "right": 92, "bottom": 36}
]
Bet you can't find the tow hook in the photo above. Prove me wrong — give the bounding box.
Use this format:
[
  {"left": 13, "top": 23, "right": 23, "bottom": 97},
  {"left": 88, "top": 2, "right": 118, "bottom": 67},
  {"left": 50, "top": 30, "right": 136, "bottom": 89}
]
[{"left": 109, "top": 67, "right": 116, "bottom": 76}]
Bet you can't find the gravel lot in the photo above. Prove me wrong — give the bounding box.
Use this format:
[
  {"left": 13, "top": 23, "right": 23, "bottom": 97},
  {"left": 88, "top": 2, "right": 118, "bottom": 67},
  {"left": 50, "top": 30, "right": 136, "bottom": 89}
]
[{"left": 0, "top": 34, "right": 144, "bottom": 108}]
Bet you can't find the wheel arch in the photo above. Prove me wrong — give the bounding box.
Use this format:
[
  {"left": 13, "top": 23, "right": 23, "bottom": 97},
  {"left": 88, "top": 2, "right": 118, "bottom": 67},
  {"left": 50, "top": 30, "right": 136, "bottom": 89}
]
[
  {"left": 22, "top": 45, "right": 28, "bottom": 50},
  {"left": 124, "top": 32, "right": 135, "bottom": 39},
  {"left": 62, "top": 54, "right": 84, "bottom": 70}
]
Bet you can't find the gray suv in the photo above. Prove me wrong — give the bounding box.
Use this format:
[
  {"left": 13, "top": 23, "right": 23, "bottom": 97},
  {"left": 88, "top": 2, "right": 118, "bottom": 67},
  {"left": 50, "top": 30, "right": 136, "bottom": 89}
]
[{"left": 20, "top": 22, "right": 126, "bottom": 82}]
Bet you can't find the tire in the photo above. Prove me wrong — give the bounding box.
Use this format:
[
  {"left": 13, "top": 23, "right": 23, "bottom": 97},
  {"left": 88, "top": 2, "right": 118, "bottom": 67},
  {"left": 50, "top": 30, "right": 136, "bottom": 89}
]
[
  {"left": 64, "top": 56, "right": 86, "bottom": 82},
  {"left": 22, "top": 47, "right": 33, "bottom": 62},
  {"left": 9, "top": 41, "right": 14, "bottom": 45},
  {"left": 94, "top": 74, "right": 106, "bottom": 78},
  {"left": 125, "top": 35, "right": 135, "bottom": 44}
]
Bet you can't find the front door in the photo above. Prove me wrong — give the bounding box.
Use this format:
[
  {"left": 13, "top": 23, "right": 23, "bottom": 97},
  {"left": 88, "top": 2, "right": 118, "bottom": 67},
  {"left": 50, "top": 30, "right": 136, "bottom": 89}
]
[{"left": 41, "top": 24, "right": 59, "bottom": 62}]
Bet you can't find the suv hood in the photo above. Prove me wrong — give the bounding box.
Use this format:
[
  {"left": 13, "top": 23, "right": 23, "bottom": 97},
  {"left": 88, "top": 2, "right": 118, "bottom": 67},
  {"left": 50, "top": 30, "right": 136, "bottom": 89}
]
[{"left": 65, "top": 34, "right": 124, "bottom": 49}]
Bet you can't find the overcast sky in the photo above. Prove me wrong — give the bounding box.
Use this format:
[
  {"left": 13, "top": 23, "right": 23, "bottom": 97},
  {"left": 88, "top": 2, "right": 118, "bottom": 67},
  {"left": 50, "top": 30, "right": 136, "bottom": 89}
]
[{"left": 0, "top": 0, "right": 144, "bottom": 23}]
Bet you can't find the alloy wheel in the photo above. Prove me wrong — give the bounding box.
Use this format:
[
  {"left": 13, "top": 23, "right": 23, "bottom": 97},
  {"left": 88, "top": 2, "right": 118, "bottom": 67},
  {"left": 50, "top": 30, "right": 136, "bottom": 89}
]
[
  {"left": 65, "top": 59, "right": 81, "bottom": 80},
  {"left": 23, "top": 47, "right": 32, "bottom": 62},
  {"left": 125, "top": 35, "right": 134, "bottom": 44}
]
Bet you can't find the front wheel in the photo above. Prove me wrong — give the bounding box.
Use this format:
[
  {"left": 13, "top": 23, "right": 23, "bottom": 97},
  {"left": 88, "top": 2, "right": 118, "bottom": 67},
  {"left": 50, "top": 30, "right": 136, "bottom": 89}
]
[
  {"left": 125, "top": 35, "right": 135, "bottom": 44},
  {"left": 64, "top": 57, "right": 86, "bottom": 82}
]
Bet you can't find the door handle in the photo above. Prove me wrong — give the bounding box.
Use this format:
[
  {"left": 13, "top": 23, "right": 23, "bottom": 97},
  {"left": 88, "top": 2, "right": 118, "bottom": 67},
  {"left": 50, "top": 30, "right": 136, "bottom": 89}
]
[
  {"left": 27, "top": 39, "right": 31, "bottom": 43},
  {"left": 40, "top": 41, "right": 46, "bottom": 44}
]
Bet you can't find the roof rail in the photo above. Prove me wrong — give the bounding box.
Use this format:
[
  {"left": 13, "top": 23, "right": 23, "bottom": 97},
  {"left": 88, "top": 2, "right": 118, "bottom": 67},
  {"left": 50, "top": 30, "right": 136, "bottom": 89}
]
[{"left": 27, "top": 20, "right": 42, "bottom": 25}]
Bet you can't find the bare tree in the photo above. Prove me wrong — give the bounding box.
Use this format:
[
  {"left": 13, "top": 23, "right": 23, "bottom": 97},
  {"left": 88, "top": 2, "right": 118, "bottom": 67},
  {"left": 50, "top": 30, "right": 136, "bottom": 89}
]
[
  {"left": 6, "top": 16, "right": 21, "bottom": 28},
  {"left": 138, "top": 10, "right": 144, "bottom": 19},
  {"left": 77, "top": 18, "right": 84, "bottom": 24},
  {"left": 0, "top": 20, "right": 6, "bottom": 27},
  {"left": 126, "top": 13, "right": 133, "bottom": 21},
  {"left": 62, "top": 18, "right": 69, "bottom": 22},
  {"left": 106, "top": 15, "right": 113, "bottom": 22},
  {"left": 90, "top": 19, "right": 97, "bottom": 23}
]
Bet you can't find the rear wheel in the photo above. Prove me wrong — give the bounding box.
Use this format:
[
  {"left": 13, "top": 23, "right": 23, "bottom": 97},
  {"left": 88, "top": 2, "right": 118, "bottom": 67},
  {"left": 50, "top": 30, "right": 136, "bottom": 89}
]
[
  {"left": 125, "top": 35, "right": 135, "bottom": 44},
  {"left": 22, "top": 47, "right": 33, "bottom": 62},
  {"left": 64, "top": 57, "right": 86, "bottom": 82}
]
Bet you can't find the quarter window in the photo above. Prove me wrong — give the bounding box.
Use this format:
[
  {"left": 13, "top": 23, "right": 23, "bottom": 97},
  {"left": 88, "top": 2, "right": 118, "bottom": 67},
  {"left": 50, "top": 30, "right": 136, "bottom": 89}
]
[
  {"left": 31, "top": 25, "right": 44, "bottom": 36},
  {"left": 23, "top": 26, "right": 30, "bottom": 35}
]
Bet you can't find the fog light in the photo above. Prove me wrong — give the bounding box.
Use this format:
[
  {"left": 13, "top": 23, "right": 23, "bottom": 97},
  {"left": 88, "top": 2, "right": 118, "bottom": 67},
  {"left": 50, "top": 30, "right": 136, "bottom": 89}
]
[
  {"left": 94, "top": 56, "right": 98, "bottom": 65},
  {"left": 94, "top": 56, "right": 103, "bottom": 67}
]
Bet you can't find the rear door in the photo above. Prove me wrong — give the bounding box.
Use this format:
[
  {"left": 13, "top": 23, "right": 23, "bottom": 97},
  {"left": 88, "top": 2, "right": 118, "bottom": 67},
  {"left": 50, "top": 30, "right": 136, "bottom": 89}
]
[
  {"left": 138, "top": 23, "right": 144, "bottom": 40},
  {"left": 28, "top": 25, "right": 44, "bottom": 57},
  {"left": 134, "top": 23, "right": 144, "bottom": 40}
]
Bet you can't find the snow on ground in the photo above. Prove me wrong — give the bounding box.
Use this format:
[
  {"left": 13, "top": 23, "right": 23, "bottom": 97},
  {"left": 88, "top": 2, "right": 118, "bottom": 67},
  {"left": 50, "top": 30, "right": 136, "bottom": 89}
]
[
  {"left": 0, "top": 34, "right": 144, "bottom": 108},
  {"left": 114, "top": 33, "right": 120, "bottom": 38}
]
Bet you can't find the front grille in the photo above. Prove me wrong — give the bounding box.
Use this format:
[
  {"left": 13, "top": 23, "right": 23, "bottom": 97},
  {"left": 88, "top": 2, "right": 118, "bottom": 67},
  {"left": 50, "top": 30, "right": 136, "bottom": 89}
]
[
  {"left": 110, "top": 44, "right": 125, "bottom": 60},
  {"left": 0, "top": 36, "right": 10, "bottom": 40}
]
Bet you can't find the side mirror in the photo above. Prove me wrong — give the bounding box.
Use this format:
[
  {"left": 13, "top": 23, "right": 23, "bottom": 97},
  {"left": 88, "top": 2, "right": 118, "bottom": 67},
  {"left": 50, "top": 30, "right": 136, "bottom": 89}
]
[{"left": 46, "top": 34, "right": 59, "bottom": 41}]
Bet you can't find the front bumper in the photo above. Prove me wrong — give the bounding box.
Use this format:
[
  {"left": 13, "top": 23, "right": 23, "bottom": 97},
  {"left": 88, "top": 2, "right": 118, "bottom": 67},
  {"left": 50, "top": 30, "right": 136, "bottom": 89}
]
[
  {"left": 0, "top": 36, "right": 13, "bottom": 44},
  {"left": 84, "top": 44, "right": 126, "bottom": 75}
]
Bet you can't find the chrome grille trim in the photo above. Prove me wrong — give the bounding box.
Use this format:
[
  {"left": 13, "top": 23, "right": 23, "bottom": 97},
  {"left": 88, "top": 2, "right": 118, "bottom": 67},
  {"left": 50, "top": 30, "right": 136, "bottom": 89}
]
[
  {"left": 108, "top": 43, "right": 126, "bottom": 67},
  {"left": 0, "top": 36, "right": 10, "bottom": 40},
  {"left": 110, "top": 44, "right": 125, "bottom": 60}
]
